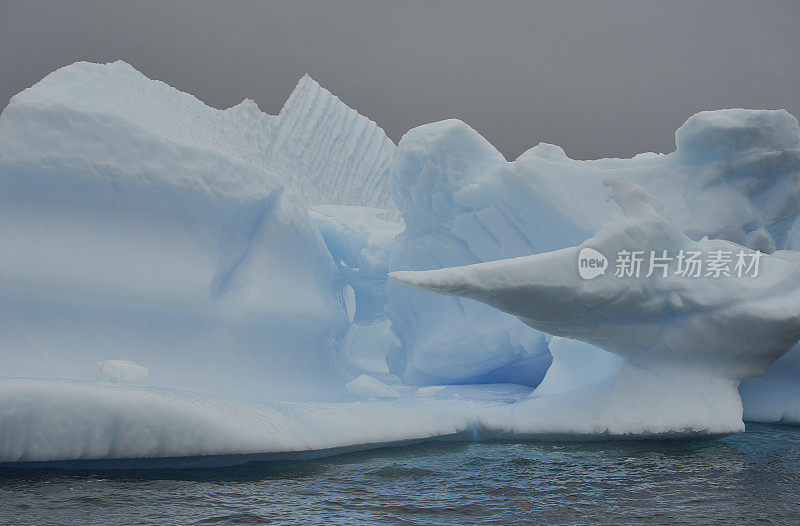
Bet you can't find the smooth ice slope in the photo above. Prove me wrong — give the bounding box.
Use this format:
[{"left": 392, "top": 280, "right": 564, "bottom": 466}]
[
  {"left": 0, "top": 61, "right": 397, "bottom": 400},
  {"left": 392, "top": 181, "right": 800, "bottom": 435}
]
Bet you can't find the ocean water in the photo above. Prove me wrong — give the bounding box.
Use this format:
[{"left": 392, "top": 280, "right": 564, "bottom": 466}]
[{"left": 1, "top": 423, "right": 799, "bottom": 525}]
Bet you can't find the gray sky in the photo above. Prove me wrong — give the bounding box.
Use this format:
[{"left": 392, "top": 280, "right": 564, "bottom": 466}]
[{"left": 1, "top": 0, "right": 798, "bottom": 160}]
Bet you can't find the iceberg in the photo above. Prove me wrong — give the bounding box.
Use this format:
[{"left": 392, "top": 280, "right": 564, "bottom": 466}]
[{"left": 2, "top": 61, "right": 800, "bottom": 466}]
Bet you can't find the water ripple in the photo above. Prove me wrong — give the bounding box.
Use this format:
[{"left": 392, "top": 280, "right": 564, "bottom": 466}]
[{"left": 1, "top": 423, "right": 799, "bottom": 525}]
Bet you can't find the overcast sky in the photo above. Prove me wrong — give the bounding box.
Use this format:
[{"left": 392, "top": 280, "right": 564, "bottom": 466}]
[{"left": 1, "top": 0, "right": 798, "bottom": 160}]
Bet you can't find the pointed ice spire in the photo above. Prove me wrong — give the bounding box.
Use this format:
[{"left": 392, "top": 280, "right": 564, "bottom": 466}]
[{"left": 268, "top": 74, "right": 397, "bottom": 212}]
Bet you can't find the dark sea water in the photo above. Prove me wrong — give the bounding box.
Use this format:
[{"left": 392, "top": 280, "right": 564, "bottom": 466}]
[{"left": 1, "top": 423, "right": 799, "bottom": 525}]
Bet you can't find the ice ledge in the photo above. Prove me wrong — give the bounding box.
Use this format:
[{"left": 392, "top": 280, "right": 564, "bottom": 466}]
[{"left": 0, "top": 378, "right": 735, "bottom": 467}]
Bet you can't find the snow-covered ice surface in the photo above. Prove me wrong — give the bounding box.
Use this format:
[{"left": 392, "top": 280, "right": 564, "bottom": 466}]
[{"left": 2, "top": 61, "right": 800, "bottom": 466}]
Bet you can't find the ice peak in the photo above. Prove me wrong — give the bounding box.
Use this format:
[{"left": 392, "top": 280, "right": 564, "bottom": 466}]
[
  {"left": 675, "top": 109, "right": 800, "bottom": 161},
  {"left": 518, "top": 142, "right": 568, "bottom": 161}
]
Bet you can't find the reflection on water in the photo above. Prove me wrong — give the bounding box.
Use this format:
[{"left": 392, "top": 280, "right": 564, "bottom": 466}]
[{"left": 1, "top": 423, "right": 799, "bottom": 525}]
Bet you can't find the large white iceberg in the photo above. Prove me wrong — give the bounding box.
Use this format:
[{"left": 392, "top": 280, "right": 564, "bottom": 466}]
[
  {"left": 2, "top": 61, "right": 800, "bottom": 466},
  {"left": 9, "top": 177, "right": 800, "bottom": 464}
]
